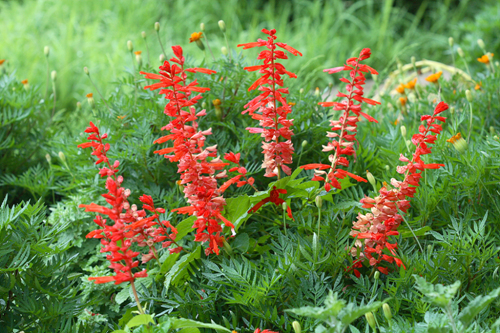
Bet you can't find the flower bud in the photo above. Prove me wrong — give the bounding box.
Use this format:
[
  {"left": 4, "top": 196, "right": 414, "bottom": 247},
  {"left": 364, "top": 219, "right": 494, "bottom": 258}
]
[
  {"left": 328, "top": 82, "right": 333, "bottom": 89},
  {"left": 315, "top": 196, "right": 323, "bottom": 209},
  {"left": 134, "top": 51, "right": 142, "bottom": 66},
  {"left": 127, "top": 40, "right": 133, "bottom": 52},
  {"left": 367, "top": 171, "right": 376, "bottom": 189},
  {"left": 314, "top": 87, "right": 320, "bottom": 97},
  {"left": 222, "top": 239, "right": 233, "bottom": 255},
  {"left": 86, "top": 93, "right": 95, "bottom": 109},
  {"left": 200, "top": 22, "right": 205, "bottom": 31},
  {"left": 299, "top": 88, "right": 304, "bottom": 94},
  {"left": 427, "top": 244, "right": 433, "bottom": 254},
  {"left": 202, "top": 101, "right": 207, "bottom": 109},
  {"left": 383, "top": 303, "right": 392, "bottom": 321},
  {"left": 44, "top": 46, "right": 50, "bottom": 57},
  {"left": 213, "top": 99, "right": 222, "bottom": 120},
  {"left": 218, "top": 20, "right": 226, "bottom": 33},
  {"left": 292, "top": 321, "right": 301, "bottom": 333},
  {"left": 385, "top": 165, "right": 390, "bottom": 171},
  {"left": 154, "top": 22, "right": 160, "bottom": 32},
  {"left": 51, "top": 70, "right": 57, "bottom": 81},
  {"left": 282, "top": 202, "right": 287, "bottom": 211},
  {"left": 196, "top": 39, "right": 205, "bottom": 51},
  {"left": 45, "top": 154, "right": 51, "bottom": 164},
  {"left": 301, "top": 140, "right": 308, "bottom": 149},
  {"left": 58, "top": 151, "right": 66, "bottom": 163},
  {"left": 221, "top": 46, "right": 228, "bottom": 56},
  {"left": 141, "top": 31, "right": 146, "bottom": 39},
  {"left": 365, "top": 312, "right": 376, "bottom": 330},
  {"left": 374, "top": 270, "right": 380, "bottom": 280},
  {"left": 450, "top": 106, "right": 455, "bottom": 114},
  {"left": 406, "top": 139, "right": 411, "bottom": 147},
  {"left": 490, "top": 126, "right": 495, "bottom": 135},
  {"left": 447, "top": 132, "right": 468, "bottom": 153},
  {"left": 21, "top": 79, "right": 29, "bottom": 90},
  {"left": 465, "top": 89, "right": 473, "bottom": 102},
  {"left": 84, "top": 67, "right": 89, "bottom": 75},
  {"left": 76, "top": 101, "right": 82, "bottom": 111},
  {"left": 448, "top": 37, "right": 454, "bottom": 47},
  {"left": 400, "top": 125, "right": 407, "bottom": 138},
  {"left": 159, "top": 54, "right": 165, "bottom": 63},
  {"left": 457, "top": 47, "right": 465, "bottom": 58},
  {"left": 477, "top": 39, "right": 485, "bottom": 50}
]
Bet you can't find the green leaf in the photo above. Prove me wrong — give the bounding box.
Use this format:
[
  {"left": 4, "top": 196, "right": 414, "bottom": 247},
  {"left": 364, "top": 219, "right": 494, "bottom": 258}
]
[
  {"left": 414, "top": 275, "right": 461, "bottom": 308},
  {"left": 177, "top": 328, "right": 201, "bottom": 333},
  {"left": 399, "top": 226, "right": 432, "bottom": 238},
  {"left": 338, "top": 301, "right": 384, "bottom": 326},
  {"left": 170, "top": 318, "right": 230, "bottom": 332},
  {"left": 224, "top": 195, "right": 251, "bottom": 232},
  {"left": 232, "top": 233, "right": 249, "bottom": 253},
  {"left": 164, "top": 246, "right": 201, "bottom": 291},
  {"left": 126, "top": 314, "right": 154, "bottom": 328},
  {"left": 176, "top": 216, "right": 196, "bottom": 241},
  {"left": 458, "top": 287, "right": 500, "bottom": 328},
  {"left": 115, "top": 286, "right": 131, "bottom": 305}
]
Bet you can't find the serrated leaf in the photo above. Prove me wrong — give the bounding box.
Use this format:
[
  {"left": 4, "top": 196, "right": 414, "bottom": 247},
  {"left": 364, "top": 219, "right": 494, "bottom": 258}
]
[
  {"left": 164, "top": 246, "right": 201, "bottom": 291},
  {"left": 339, "top": 301, "right": 384, "bottom": 326}
]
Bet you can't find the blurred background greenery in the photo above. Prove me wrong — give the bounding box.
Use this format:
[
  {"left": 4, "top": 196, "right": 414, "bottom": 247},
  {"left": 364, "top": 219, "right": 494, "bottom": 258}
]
[{"left": 1, "top": 0, "right": 499, "bottom": 110}]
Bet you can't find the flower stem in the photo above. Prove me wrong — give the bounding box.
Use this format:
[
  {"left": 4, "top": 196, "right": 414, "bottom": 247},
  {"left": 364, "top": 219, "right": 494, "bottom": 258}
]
[
  {"left": 130, "top": 280, "right": 145, "bottom": 315},
  {"left": 51, "top": 80, "right": 56, "bottom": 120},
  {"left": 87, "top": 74, "right": 112, "bottom": 113},
  {"left": 45, "top": 58, "right": 50, "bottom": 102},
  {"left": 156, "top": 30, "right": 167, "bottom": 58},
  {"left": 467, "top": 102, "right": 473, "bottom": 144}
]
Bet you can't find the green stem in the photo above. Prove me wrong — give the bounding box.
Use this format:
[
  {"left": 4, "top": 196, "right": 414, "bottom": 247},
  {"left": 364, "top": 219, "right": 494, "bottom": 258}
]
[
  {"left": 203, "top": 34, "right": 216, "bottom": 61},
  {"left": 317, "top": 207, "right": 321, "bottom": 238},
  {"left": 87, "top": 74, "right": 112, "bottom": 113},
  {"left": 131, "top": 280, "right": 145, "bottom": 315},
  {"left": 467, "top": 102, "right": 473, "bottom": 144},
  {"left": 51, "top": 81, "right": 56, "bottom": 119},
  {"left": 223, "top": 32, "right": 232, "bottom": 62},
  {"left": 156, "top": 31, "right": 167, "bottom": 58},
  {"left": 45, "top": 58, "right": 50, "bottom": 102}
]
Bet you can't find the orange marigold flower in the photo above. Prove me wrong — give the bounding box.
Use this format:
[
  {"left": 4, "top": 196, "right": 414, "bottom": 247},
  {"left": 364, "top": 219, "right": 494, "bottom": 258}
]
[
  {"left": 395, "top": 84, "right": 405, "bottom": 94},
  {"left": 212, "top": 99, "right": 221, "bottom": 106},
  {"left": 446, "top": 132, "right": 462, "bottom": 144},
  {"left": 0, "top": 59, "right": 5, "bottom": 65},
  {"left": 477, "top": 53, "right": 493, "bottom": 64},
  {"left": 399, "top": 96, "right": 407, "bottom": 106},
  {"left": 475, "top": 82, "right": 482, "bottom": 90},
  {"left": 86, "top": 93, "right": 93, "bottom": 98},
  {"left": 425, "top": 71, "right": 442, "bottom": 83},
  {"left": 288, "top": 102, "right": 296, "bottom": 106},
  {"left": 117, "top": 115, "right": 126, "bottom": 120},
  {"left": 21, "top": 79, "right": 28, "bottom": 85},
  {"left": 189, "top": 32, "right": 203, "bottom": 43},
  {"left": 134, "top": 51, "right": 142, "bottom": 55},
  {"left": 404, "top": 78, "right": 417, "bottom": 89}
]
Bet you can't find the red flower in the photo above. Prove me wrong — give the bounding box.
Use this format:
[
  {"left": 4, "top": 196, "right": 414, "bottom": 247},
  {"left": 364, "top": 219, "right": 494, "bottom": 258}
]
[
  {"left": 238, "top": 29, "right": 302, "bottom": 178},
  {"left": 248, "top": 186, "right": 293, "bottom": 220},
  {"left": 349, "top": 102, "right": 448, "bottom": 274},
  {"left": 302, "top": 48, "right": 379, "bottom": 192},
  {"left": 141, "top": 46, "right": 234, "bottom": 256},
  {"left": 78, "top": 123, "right": 178, "bottom": 285}
]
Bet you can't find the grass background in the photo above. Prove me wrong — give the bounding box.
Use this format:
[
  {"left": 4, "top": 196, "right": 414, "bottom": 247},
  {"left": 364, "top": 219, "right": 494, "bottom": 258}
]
[{"left": 1, "top": 0, "right": 497, "bottom": 110}]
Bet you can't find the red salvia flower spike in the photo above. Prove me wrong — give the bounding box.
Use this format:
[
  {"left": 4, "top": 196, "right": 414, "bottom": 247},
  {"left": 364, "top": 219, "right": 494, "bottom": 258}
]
[
  {"left": 348, "top": 103, "right": 448, "bottom": 274},
  {"left": 78, "top": 123, "right": 179, "bottom": 285},
  {"left": 302, "top": 48, "right": 379, "bottom": 192},
  {"left": 141, "top": 45, "right": 234, "bottom": 256},
  {"left": 238, "top": 28, "right": 302, "bottom": 179}
]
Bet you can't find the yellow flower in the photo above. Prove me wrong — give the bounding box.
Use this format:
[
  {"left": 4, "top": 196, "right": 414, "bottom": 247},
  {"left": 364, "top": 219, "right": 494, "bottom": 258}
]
[
  {"left": 395, "top": 84, "right": 405, "bottom": 94},
  {"left": 212, "top": 99, "right": 221, "bottom": 106},
  {"left": 404, "top": 78, "right": 417, "bottom": 89},
  {"left": 399, "top": 96, "right": 407, "bottom": 106},
  {"left": 477, "top": 53, "right": 493, "bottom": 64},
  {"left": 189, "top": 32, "right": 203, "bottom": 43},
  {"left": 425, "top": 71, "right": 442, "bottom": 83}
]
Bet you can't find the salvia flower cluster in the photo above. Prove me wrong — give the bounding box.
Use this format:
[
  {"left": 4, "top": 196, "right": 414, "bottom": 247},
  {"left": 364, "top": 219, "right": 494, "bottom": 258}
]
[
  {"left": 238, "top": 28, "right": 302, "bottom": 178},
  {"left": 78, "top": 122, "right": 178, "bottom": 285},
  {"left": 141, "top": 46, "right": 234, "bottom": 256},
  {"left": 348, "top": 102, "right": 448, "bottom": 276},
  {"left": 302, "top": 48, "right": 380, "bottom": 192}
]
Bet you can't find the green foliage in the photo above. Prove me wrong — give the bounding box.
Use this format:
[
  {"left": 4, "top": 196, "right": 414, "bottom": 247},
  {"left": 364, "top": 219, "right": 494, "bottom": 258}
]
[{"left": 0, "top": 197, "right": 84, "bottom": 332}]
